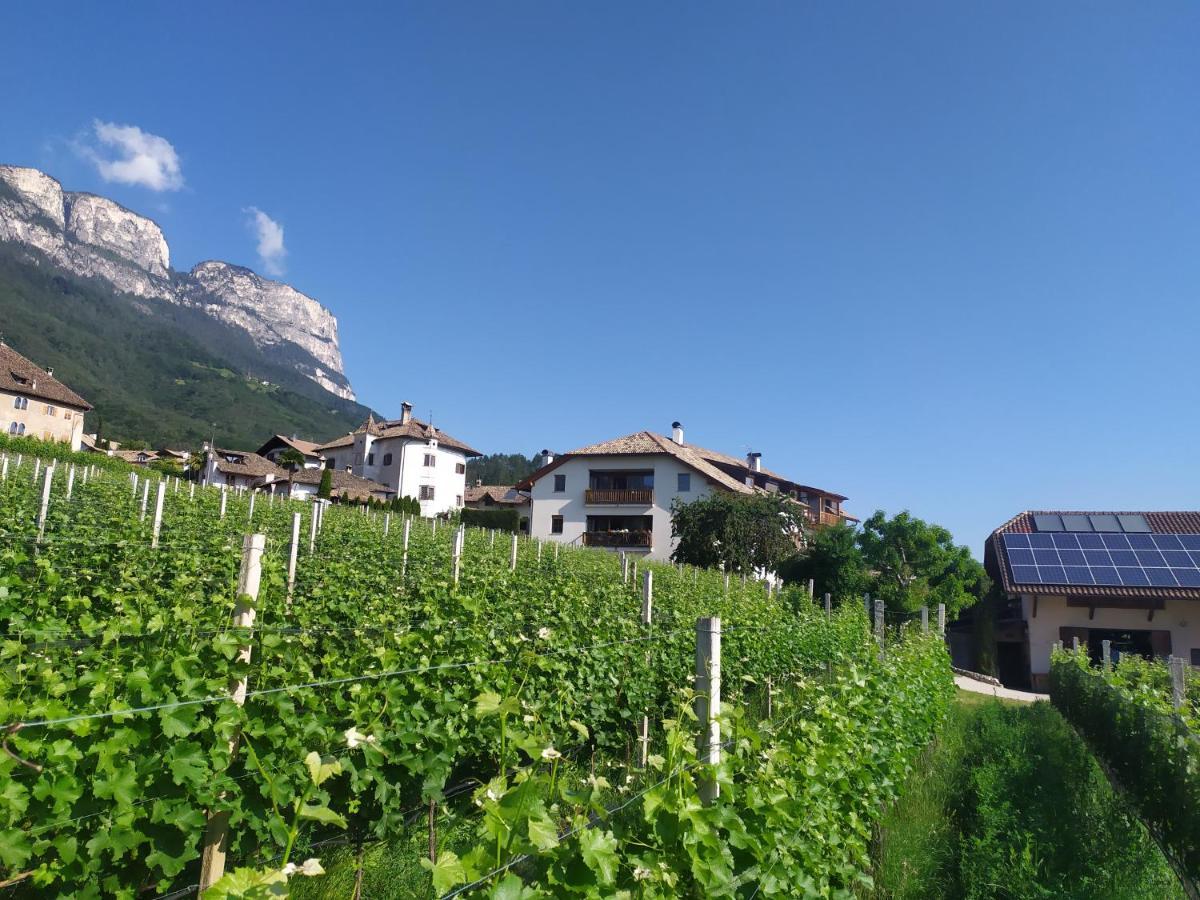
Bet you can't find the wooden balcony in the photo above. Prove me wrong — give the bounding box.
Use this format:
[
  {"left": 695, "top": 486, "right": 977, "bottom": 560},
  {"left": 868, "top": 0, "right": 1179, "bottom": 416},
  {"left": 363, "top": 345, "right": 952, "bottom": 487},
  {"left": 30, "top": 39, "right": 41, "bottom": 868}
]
[
  {"left": 808, "top": 510, "right": 845, "bottom": 528},
  {"left": 583, "top": 530, "right": 652, "bottom": 548},
  {"left": 585, "top": 488, "right": 654, "bottom": 506}
]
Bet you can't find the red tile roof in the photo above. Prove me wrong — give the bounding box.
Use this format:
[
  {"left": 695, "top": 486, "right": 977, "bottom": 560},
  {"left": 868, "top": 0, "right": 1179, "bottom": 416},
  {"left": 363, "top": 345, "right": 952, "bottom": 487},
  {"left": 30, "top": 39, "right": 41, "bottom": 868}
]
[{"left": 0, "top": 343, "right": 91, "bottom": 410}]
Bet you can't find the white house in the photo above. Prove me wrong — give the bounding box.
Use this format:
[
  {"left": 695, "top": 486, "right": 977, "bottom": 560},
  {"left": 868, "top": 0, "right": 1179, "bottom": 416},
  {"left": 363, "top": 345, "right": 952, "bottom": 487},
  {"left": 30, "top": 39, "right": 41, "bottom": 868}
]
[
  {"left": 316, "top": 402, "right": 481, "bottom": 517},
  {"left": 0, "top": 343, "right": 91, "bottom": 451},
  {"left": 985, "top": 510, "right": 1200, "bottom": 691},
  {"left": 255, "top": 434, "right": 326, "bottom": 470},
  {"left": 516, "top": 422, "right": 853, "bottom": 562}
]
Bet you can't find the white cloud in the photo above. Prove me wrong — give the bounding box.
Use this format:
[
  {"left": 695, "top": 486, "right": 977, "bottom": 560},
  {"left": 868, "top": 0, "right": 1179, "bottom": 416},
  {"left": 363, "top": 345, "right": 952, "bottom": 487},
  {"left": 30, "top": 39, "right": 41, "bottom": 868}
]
[
  {"left": 83, "top": 120, "right": 184, "bottom": 191},
  {"left": 245, "top": 207, "right": 286, "bottom": 276}
]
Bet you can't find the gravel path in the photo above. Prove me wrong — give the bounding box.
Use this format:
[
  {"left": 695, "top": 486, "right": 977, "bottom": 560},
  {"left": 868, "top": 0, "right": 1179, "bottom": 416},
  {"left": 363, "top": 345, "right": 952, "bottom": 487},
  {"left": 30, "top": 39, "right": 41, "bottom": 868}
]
[{"left": 954, "top": 674, "right": 1048, "bottom": 703}]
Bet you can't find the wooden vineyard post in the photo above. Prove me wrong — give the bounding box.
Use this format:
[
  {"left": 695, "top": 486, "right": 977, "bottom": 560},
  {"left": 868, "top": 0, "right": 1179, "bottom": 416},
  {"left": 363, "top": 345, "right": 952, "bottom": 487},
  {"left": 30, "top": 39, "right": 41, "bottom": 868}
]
[
  {"left": 621, "top": 552, "right": 628, "bottom": 584},
  {"left": 32, "top": 458, "right": 40, "bottom": 484},
  {"left": 432, "top": 518, "right": 437, "bottom": 536},
  {"left": 219, "top": 488, "right": 227, "bottom": 520},
  {"left": 130, "top": 471, "right": 137, "bottom": 498},
  {"left": 766, "top": 676, "right": 773, "bottom": 719},
  {"left": 554, "top": 541, "right": 559, "bottom": 560},
  {"left": 1072, "top": 636, "right": 1080, "bottom": 652},
  {"left": 824, "top": 593, "right": 832, "bottom": 619},
  {"left": 0, "top": 455, "right": 8, "bottom": 482},
  {"left": 1171, "top": 656, "right": 1187, "bottom": 711},
  {"left": 287, "top": 512, "right": 301, "bottom": 607},
  {"left": 36, "top": 465, "right": 53, "bottom": 543},
  {"left": 308, "top": 504, "right": 318, "bottom": 554},
  {"left": 65, "top": 465, "right": 75, "bottom": 501},
  {"left": 317, "top": 501, "right": 325, "bottom": 534},
  {"left": 937, "top": 603, "right": 946, "bottom": 635},
  {"left": 139, "top": 478, "right": 151, "bottom": 522},
  {"left": 695, "top": 617, "right": 721, "bottom": 806},
  {"left": 402, "top": 517, "right": 412, "bottom": 578},
  {"left": 247, "top": 492, "right": 255, "bottom": 524},
  {"left": 383, "top": 512, "right": 391, "bottom": 538},
  {"left": 639, "top": 570, "right": 653, "bottom": 768},
  {"left": 198, "top": 533, "right": 265, "bottom": 892},
  {"left": 151, "top": 480, "right": 166, "bottom": 549},
  {"left": 724, "top": 572, "right": 729, "bottom": 595},
  {"left": 1102, "top": 639, "right": 1112, "bottom": 672},
  {"left": 189, "top": 482, "right": 195, "bottom": 501},
  {"left": 536, "top": 539, "right": 542, "bottom": 562},
  {"left": 509, "top": 533, "right": 518, "bottom": 572},
  {"left": 807, "top": 579, "right": 815, "bottom": 600},
  {"left": 921, "top": 606, "right": 929, "bottom": 633},
  {"left": 874, "top": 598, "right": 884, "bottom": 651},
  {"left": 489, "top": 529, "right": 496, "bottom": 548}
]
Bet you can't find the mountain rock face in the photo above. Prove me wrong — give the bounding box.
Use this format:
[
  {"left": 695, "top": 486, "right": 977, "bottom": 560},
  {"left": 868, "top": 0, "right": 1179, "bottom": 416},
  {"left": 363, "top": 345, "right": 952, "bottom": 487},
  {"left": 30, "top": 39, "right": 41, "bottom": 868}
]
[{"left": 0, "top": 164, "right": 354, "bottom": 400}]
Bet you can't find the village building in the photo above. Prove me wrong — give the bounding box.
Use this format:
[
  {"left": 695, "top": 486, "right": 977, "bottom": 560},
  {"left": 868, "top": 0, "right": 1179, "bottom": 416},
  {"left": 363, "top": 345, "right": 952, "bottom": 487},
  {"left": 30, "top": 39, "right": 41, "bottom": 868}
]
[
  {"left": 984, "top": 510, "right": 1200, "bottom": 690},
  {"left": 516, "top": 422, "right": 853, "bottom": 562},
  {"left": 316, "top": 402, "right": 481, "bottom": 517},
  {"left": 255, "top": 434, "right": 326, "bottom": 470},
  {"left": 201, "top": 444, "right": 392, "bottom": 502},
  {"left": 0, "top": 343, "right": 91, "bottom": 451},
  {"left": 464, "top": 482, "right": 531, "bottom": 533}
]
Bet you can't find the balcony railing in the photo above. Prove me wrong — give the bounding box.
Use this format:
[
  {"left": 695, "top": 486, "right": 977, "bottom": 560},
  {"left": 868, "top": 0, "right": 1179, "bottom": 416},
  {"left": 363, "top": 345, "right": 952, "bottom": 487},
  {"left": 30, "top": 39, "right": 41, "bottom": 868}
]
[
  {"left": 585, "top": 488, "right": 654, "bottom": 505},
  {"left": 807, "top": 510, "right": 845, "bottom": 527},
  {"left": 583, "top": 530, "right": 652, "bottom": 548}
]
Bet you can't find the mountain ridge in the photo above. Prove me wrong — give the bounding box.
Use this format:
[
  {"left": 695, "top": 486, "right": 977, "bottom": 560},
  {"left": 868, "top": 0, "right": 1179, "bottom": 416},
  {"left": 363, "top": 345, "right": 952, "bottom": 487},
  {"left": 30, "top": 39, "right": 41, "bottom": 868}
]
[{"left": 0, "top": 164, "right": 355, "bottom": 401}]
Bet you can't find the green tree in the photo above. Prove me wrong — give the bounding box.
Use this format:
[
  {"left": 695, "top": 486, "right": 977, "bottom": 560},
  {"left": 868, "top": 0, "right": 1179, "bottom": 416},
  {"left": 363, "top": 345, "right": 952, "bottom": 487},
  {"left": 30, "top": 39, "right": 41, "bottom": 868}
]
[
  {"left": 317, "top": 468, "right": 333, "bottom": 499},
  {"left": 670, "top": 492, "right": 805, "bottom": 574},
  {"left": 857, "top": 510, "right": 988, "bottom": 617},
  {"left": 779, "top": 523, "right": 868, "bottom": 604},
  {"left": 277, "top": 448, "right": 306, "bottom": 497}
]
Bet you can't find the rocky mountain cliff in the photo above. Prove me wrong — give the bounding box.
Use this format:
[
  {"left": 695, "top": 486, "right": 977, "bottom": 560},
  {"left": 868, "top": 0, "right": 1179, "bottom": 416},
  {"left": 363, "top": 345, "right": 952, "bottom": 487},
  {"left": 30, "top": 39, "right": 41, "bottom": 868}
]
[{"left": 0, "top": 165, "right": 354, "bottom": 400}]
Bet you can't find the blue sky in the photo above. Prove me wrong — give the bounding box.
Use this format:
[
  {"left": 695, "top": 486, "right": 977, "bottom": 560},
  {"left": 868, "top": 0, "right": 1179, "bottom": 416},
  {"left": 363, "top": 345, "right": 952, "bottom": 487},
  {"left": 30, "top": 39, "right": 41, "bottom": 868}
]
[{"left": 3, "top": 2, "right": 1199, "bottom": 553}]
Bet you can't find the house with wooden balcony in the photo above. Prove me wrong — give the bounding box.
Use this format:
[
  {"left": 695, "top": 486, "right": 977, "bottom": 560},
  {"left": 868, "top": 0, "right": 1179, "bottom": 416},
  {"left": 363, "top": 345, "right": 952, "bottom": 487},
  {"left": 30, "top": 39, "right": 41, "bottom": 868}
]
[{"left": 516, "top": 422, "right": 854, "bottom": 561}]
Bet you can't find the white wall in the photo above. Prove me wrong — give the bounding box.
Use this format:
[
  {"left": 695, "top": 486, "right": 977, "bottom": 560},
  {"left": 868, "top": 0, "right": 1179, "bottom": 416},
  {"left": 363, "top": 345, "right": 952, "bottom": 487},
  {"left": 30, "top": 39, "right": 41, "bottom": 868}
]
[
  {"left": 528, "top": 454, "right": 716, "bottom": 561},
  {"left": 352, "top": 436, "right": 469, "bottom": 517},
  {"left": 2, "top": 391, "right": 86, "bottom": 450},
  {"left": 1023, "top": 592, "right": 1200, "bottom": 676}
]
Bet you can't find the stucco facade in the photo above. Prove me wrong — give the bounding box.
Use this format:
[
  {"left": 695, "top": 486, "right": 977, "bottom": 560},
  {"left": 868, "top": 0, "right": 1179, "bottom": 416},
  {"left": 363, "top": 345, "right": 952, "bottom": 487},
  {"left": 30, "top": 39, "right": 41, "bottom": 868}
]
[
  {"left": 325, "top": 434, "right": 472, "bottom": 517},
  {"left": 3, "top": 392, "right": 86, "bottom": 450},
  {"left": 528, "top": 454, "right": 717, "bottom": 560}
]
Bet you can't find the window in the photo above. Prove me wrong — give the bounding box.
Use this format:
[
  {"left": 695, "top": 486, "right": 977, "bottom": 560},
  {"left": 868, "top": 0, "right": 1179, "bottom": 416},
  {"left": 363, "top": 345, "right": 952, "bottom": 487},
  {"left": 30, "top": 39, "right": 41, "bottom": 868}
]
[
  {"left": 551, "top": 515, "right": 564, "bottom": 534},
  {"left": 424, "top": 453, "right": 436, "bottom": 467},
  {"left": 12, "top": 396, "right": 27, "bottom": 410},
  {"left": 383, "top": 453, "right": 392, "bottom": 466},
  {"left": 326, "top": 458, "right": 336, "bottom": 469},
  {"left": 63, "top": 410, "right": 72, "bottom": 421},
  {"left": 419, "top": 485, "right": 435, "bottom": 501},
  {"left": 456, "top": 494, "right": 463, "bottom": 507},
  {"left": 1192, "top": 648, "right": 1200, "bottom": 667},
  {"left": 7, "top": 422, "right": 24, "bottom": 435},
  {"left": 367, "top": 452, "right": 375, "bottom": 465},
  {"left": 553, "top": 474, "right": 566, "bottom": 492},
  {"left": 45, "top": 405, "right": 56, "bottom": 417},
  {"left": 455, "top": 462, "right": 465, "bottom": 474},
  {"left": 677, "top": 473, "right": 691, "bottom": 492}
]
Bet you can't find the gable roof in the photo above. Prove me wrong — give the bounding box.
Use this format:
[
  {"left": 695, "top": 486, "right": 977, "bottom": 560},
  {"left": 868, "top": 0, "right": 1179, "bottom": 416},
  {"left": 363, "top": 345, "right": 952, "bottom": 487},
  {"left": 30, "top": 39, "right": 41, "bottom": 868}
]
[
  {"left": 211, "top": 449, "right": 287, "bottom": 479},
  {"left": 518, "top": 431, "right": 753, "bottom": 495},
  {"left": 256, "top": 434, "right": 325, "bottom": 459},
  {"left": 0, "top": 343, "right": 91, "bottom": 410},
  {"left": 287, "top": 467, "right": 394, "bottom": 500},
  {"left": 316, "top": 415, "right": 482, "bottom": 457},
  {"left": 465, "top": 484, "right": 529, "bottom": 506},
  {"left": 986, "top": 510, "right": 1200, "bottom": 602}
]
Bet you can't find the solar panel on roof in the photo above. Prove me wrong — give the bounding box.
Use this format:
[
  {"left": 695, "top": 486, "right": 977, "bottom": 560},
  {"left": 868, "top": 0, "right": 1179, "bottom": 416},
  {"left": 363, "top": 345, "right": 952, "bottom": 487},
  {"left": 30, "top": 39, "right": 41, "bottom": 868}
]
[
  {"left": 1090, "top": 515, "right": 1121, "bottom": 532},
  {"left": 1061, "top": 515, "right": 1093, "bottom": 532},
  {"left": 1033, "top": 514, "right": 1064, "bottom": 532},
  {"left": 1003, "top": 531, "right": 1200, "bottom": 589},
  {"left": 1118, "top": 514, "right": 1151, "bottom": 533}
]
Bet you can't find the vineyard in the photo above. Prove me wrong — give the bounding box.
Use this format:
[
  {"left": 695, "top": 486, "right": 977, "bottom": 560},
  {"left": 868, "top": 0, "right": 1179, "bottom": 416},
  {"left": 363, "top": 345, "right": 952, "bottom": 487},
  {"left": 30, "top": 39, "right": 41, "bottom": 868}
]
[
  {"left": 0, "top": 452, "right": 952, "bottom": 898},
  {"left": 1051, "top": 647, "right": 1200, "bottom": 891}
]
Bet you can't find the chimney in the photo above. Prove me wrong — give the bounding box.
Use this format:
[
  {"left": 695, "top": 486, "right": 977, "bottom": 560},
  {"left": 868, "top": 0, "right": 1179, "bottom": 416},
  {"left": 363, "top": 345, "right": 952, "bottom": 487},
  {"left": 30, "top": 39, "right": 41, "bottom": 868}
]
[
  {"left": 475, "top": 478, "right": 482, "bottom": 486},
  {"left": 345, "top": 465, "right": 352, "bottom": 473},
  {"left": 747, "top": 451, "right": 762, "bottom": 473},
  {"left": 540, "top": 449, "right": 555, "bottom": 468},
  {"left": 400, "top": 401, "right": 413, "bottom": 425},
  {"left": 45, "top": 367, "right": 53, "bottom": 378},
  {"left": 671, "top": 421, "right": 684, "bottom": 446}
]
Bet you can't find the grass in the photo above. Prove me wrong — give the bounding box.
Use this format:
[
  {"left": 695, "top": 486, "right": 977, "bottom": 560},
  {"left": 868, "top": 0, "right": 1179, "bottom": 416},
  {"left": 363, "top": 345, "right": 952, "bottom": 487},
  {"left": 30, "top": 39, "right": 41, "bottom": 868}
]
[{"left": 871, "top": 691, "right": 1184, "bottom": 899}]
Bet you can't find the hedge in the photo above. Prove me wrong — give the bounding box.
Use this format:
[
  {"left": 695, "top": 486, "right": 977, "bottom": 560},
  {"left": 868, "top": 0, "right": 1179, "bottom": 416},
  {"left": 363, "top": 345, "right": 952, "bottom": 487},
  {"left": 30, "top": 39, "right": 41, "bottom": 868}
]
[
  {"left": 461, "top": 507, "right": 520, "bottom": 532},
  {"left": 0, "top": 433, "right": 132, "bottom": 472},
  {"left": 1050, "top": 648, "right": 1200, "bottom": 885}
]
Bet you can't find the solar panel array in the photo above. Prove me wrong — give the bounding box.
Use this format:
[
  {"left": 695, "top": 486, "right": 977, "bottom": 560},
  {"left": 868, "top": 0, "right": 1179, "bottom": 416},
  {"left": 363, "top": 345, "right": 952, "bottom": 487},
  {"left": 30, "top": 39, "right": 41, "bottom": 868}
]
[
  {"left": 1003, "top": 532, "right": 1200, "bottom": 588},
  {"left": 1031, "top": 513, "right": 1150, "bottom": 533}
]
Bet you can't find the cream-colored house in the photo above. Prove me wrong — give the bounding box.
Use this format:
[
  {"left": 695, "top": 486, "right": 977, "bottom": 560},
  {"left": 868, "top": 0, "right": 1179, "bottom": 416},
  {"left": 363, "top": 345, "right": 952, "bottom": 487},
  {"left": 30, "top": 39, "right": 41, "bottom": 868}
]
[{"left": 0, "top": 343, "right": 91, "bottom": 451}]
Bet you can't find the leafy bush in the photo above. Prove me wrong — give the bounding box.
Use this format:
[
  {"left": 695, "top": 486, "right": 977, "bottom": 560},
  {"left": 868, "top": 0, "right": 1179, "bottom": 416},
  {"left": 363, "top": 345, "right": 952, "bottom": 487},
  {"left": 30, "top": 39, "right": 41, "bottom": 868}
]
[
  {"left": 1051, "top": 649, "right": 1200, "bottom": 884},
  {"left": 0, "top": 432, "right": 130, "bottom": 472},
  {"left": 461, "top": 508, "right": 520, "bottom": 532}
]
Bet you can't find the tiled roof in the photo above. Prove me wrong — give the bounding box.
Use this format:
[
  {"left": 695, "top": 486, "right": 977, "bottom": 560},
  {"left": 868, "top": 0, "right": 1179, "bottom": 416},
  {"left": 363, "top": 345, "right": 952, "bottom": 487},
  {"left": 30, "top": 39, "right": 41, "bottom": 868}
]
[
  {"left": 259, "top": 434, "right": 324, "bottom": 457},
  {"left": 112, "top": 449, "right": 159, "bottom": 463},
  {"left": 0, "top": 343, "right": 91, "bottom": 410},
  {"left": 316, "top": 416, "right": 481, "bottom": 457},
  {"left": 525, "top": 431, "right": 753, "bottom": 495},
  {"left": 288, "top": 467, "right": 393, "bottom": 500},
  {"left": 986, "top": 510, "right": 1200, "bottom": 602},
  {"left": 465, "top": 484, "right": 529, "bottom": 505},
  {"left": 692, "top": 445, "right": 849, "bottom": 503},
  {"left": 212, "top": 449, "right": 287, "bottom": 479}
]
